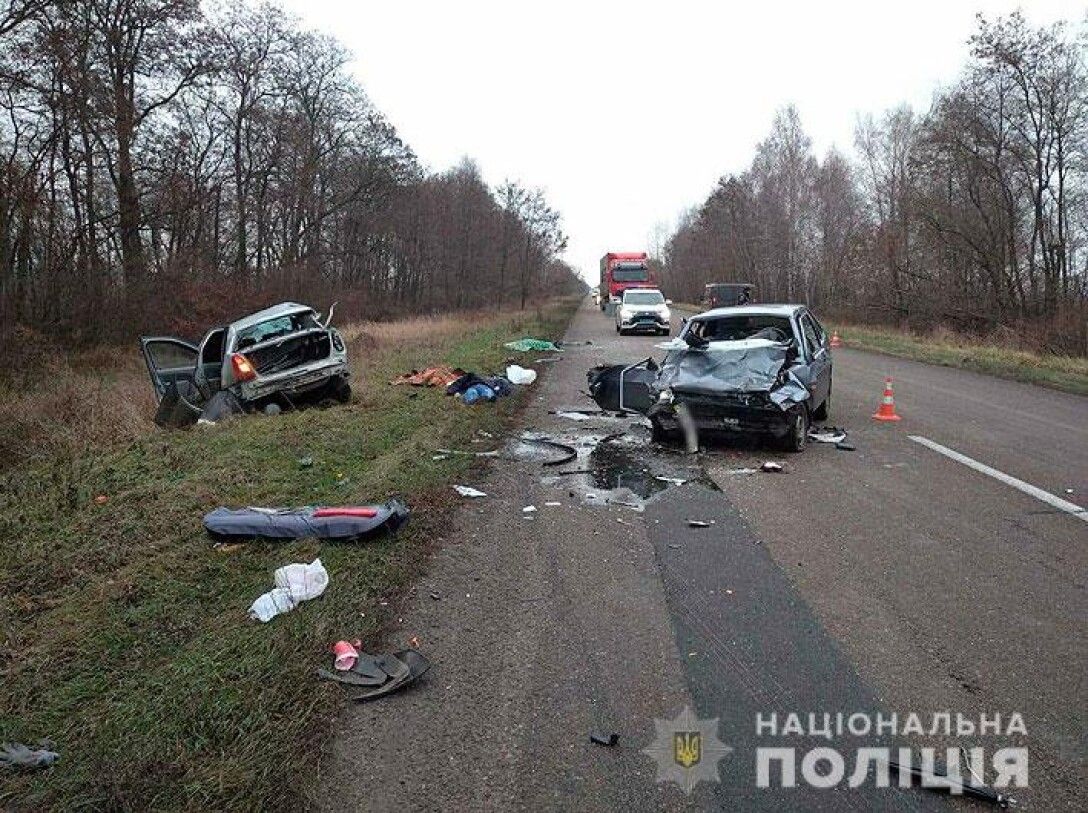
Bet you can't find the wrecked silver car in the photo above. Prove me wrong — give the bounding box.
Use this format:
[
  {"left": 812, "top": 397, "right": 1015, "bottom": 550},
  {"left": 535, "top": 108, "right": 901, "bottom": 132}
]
[
  {"left": 588, "top": 304, "right": 832, "bottom": 452},
  {"left": 141, "top": 302, "right": 350, "bottom": 427}
]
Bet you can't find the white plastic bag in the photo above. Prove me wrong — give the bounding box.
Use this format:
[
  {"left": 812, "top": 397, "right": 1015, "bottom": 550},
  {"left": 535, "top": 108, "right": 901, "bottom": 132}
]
[
  {"left": 248, "top": 558, "right": 329, "bottom": 622},
  {"left": 505, "top": 364, "right": 537, "bottom": 385}
]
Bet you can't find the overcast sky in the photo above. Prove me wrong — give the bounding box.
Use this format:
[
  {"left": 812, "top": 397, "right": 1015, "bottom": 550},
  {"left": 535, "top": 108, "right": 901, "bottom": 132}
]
[{"left": 278, "top": 0, "right": 1083, "bottom": 281}]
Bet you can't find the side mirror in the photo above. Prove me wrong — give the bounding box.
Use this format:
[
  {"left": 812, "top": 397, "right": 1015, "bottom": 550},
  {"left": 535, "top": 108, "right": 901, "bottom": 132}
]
[{"left": 665, "top": 299, "right": 673, "bottom": 306}]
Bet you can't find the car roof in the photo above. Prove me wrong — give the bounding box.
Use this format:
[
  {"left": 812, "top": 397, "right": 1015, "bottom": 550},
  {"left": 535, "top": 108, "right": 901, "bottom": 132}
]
[
  {"left": 692, "top": 304, "right": 803, "bottom": 319},
  {"left": 230, "top": 302, "right": 314, "bottom": 331}
]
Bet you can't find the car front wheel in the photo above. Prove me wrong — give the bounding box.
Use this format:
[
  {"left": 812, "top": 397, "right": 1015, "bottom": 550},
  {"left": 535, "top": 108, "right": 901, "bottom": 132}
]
[{"left": 780, "top": 405, "right": 809, "bottom": 453}]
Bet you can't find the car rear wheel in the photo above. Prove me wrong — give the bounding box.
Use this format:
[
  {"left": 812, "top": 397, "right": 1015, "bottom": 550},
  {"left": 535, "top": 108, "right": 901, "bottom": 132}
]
[{"left": 780, "top": 405, "right": 809, "bottom": 453}]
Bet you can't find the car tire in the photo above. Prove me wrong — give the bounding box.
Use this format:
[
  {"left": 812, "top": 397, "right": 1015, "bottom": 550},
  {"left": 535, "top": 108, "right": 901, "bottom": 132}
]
[
  {"left": 780, "top": 405, "right": 809, "bottom": 453},
  {"left": 812, "top": 386, "right": 830, "bottom": 421}
]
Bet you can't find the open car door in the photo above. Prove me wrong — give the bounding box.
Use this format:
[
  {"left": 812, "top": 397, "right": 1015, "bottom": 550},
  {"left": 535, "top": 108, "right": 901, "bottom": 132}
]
[{"left": 140, "top": 337, "right": 200, "bottom": 401}]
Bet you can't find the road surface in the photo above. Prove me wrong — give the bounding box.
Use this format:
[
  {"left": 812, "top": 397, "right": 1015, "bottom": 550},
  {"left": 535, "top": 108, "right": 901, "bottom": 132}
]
[{"left": 313, "top": 298, "right": 1086, "bottom": 811}]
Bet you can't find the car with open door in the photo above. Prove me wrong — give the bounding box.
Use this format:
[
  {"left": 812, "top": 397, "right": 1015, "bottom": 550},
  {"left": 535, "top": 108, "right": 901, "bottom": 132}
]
[
  {"left": 588, "top": 304, "right": 832, "bottom": 452},
  {"left": 141, "top": 302, "right": 350, "bottom": 427}
]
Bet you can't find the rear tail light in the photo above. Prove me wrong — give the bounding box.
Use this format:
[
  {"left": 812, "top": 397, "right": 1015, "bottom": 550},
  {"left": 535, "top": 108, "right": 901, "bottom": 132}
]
[{"left": 231, "top": 352, "right": 257, "bottom": 382}]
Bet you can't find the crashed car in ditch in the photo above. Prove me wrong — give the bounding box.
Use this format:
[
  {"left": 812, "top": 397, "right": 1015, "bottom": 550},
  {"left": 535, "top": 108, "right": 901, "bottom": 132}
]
[
  {"left": 141, "top": 302, "right": 350, "bottom": 428},
  {"left": 587, "top": 304, "right": 832, "bottom": 452}
]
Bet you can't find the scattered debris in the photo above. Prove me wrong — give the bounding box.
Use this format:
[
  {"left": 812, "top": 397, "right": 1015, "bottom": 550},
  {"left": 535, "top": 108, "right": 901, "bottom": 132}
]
[
  {"left": 437, "top": 447, "right": 500, "bottom": 458},
  {"left": 318, "top": 649, "right": 431, "bottom": 702},
  {"left": 248, "top": 558, "right": 329, "bottom": 623},
  {"left": 654, "top": 475, "right": 687, "bottom": 486},
  {"left": 687, "top": 519, "right": 714, "bottom": 528},
  {"left": 453, "top": 485, "right": 487, "bottom": 498},
  {"left": 808, "top": 427, "right": 848, "bottom": 444},
  {"left": 446, "top": 373, "right": 513, "bottom": 402},
  {"left": 535, "top": 355, "right": 563, "bottom": 363},
  {"left": 553, "top": 410, "right": 594, "bottom": 421},
  {"left": 523, "top": 505, "right": 537, "bottom": 513},
  {"left": 667, "top": 543, "right": 682, "bottom": 549},
  {"left": 213, "top": 542, "right": 244, "bottom": 554},
  {"left": 504, "top": 338, "right": 562, "bottom": 352},
  {"left": 760, "top": 461, "right": 785, "bottom": 473},
  {"left": 835, "top": 442, "right": 856, "bottom": 452},
  {"left": 429, "top": 591, "right": 441, "bottom": 601},
  {"left": 589, "top": 732, "right": 620, "bottom": 747},
  {"left": 505, "top": 364, "right": 538, "bottom": 385},
  {"left": 885, "top": 758, "right": 1015, "bottom": 807},
  {"left": 727, "top": 467, "right": 758, "bottom": 475},
  {"left": 204, "top": 499, "right": 409, "bottom": 542},
  {"left": 390, "top": 366, "right": 466, "bottom": 387},
  {"left": 0, "top": 741, "right": 59, "bottom": 771},
  {"left": 332, "top": 639, "right": 362, "bottom": 671},
  {"left": 544, "top": 501, "right": 562, "bottom": 507},
  {"left": 505, "top": 436, "right": 578, "bottom": 467},
  {"left": 93, "top": 494, "right": 109, "bottom": 505}
]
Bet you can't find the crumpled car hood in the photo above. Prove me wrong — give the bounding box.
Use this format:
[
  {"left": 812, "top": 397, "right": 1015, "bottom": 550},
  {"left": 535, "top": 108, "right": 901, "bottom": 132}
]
[{"left": 655, "top": 338, "right": 810, "bottom": 410}]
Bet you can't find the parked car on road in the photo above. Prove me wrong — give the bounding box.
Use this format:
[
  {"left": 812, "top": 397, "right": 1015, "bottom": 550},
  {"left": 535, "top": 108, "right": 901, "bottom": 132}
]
[
  {"left": 589, "top": 304, "right": 832, "bottom": 452},
  {"left": 615, "top": 288, "right": 672, "bottom": 335},
  {"left": 141, "top": 301, "right": 350, "bottom": 427}
]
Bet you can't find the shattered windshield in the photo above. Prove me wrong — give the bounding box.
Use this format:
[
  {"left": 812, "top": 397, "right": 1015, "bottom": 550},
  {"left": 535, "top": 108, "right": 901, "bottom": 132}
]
[
  {"left": 235, "top": 311, "right": 321, "bottom": 349},
  {"left": 685, "top": 315, "right": 793, "bottom": 344},
  {"left": 624, "top": 291, "right": 664, "bottom": 306}
]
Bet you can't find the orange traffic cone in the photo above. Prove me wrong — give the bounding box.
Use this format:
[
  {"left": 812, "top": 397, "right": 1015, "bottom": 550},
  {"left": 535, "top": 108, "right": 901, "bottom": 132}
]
[
  {"left": 872, "top": 377, "right": 901, "bottom": 422},
  {"left": 830, "top": 331, "right": 842, "bottom": 348}
]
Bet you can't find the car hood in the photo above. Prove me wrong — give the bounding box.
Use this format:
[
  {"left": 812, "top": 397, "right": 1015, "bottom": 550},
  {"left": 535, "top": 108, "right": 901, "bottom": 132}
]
[
  {"left": 621, "top": 302, "right": 669, "bottom": 312},
  {"left": 654, "top": 338, "right": 809, "bottom": 407}
]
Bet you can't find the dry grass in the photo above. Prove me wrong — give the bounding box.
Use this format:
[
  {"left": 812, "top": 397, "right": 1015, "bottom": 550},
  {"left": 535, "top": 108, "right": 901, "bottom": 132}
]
[
  {"left": 0, "top": 305, "right": 556, "bottom": 473},
  {"left": 828, "top": 321, "right": 1088, "bottom": 395},
  {"left": 0, "top": 297, "right": 579, "bottom": 811}
]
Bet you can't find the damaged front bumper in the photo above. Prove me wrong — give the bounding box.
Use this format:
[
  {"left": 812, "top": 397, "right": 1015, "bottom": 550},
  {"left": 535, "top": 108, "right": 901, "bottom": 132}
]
[{"left": 649, "top": 391, "right": 794, "bottom": 437}]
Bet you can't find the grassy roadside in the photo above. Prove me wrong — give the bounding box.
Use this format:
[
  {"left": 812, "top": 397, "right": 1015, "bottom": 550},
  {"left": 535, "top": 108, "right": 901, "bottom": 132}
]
[
  {"left": 827, "top": 322, "right": 1088, "bottom": 396},
  {"left": 0, "top": 299, "right": 577, "bottom": 811}
]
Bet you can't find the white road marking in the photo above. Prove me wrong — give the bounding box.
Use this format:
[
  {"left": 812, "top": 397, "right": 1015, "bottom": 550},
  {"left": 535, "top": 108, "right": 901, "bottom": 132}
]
[{"left": 909, "top": 435, "right": 1088, "bottom": 524}]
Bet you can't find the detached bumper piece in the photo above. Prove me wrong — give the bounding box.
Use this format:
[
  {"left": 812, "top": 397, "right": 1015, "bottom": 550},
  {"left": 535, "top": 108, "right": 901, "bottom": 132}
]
[{"left": 203, "top": 498, "right": 409, "bottom": 542}]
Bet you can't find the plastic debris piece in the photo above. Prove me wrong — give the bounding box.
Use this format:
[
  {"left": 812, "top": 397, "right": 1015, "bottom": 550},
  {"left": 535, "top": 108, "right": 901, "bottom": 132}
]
[
  {"left": 453, "top": 485, "right": 487, "bottom": 498},
  {"left": 808, "top": 427, "right": 848, "bottom": 444},
  {"left": 504, "top": 338, "right": 562, "bottom": 352},
  {"left": 589, "top": 732, "right": 620, "bottom": 747},
  {"left": 505, "top": 364, "right": 538, "bottom": 385},
  {"left": 248, "top": 558, "right": 328, "bottom": 623},
  {"left": 332, "top": 640, "right": 361, "bottom": 671},
  {"left": 835, "top": 442, "right": 856, "bottom": 451},
  {"left": 0, "top": 741, "right": 59, "bottom": 771},
  {"left": 522, "top": 505, "right": 537, "bottom": 513},
  {"left": 760, "top": 461, "right": 784, "bottom": 473},
  {"left": 544, "top": 501, "right": 562, "bottom": 507},
  {"left": 727, "top": 467, "right": 758, "bottom": 475},
  {"left": 298, "top": 456, "right": 314, "bottom": 468},
  {"left": 654, "top": 475, "right": 687, "bottom": 486},
  {"left": 687, "top": 519, "right": 714, "bottom": 528}
]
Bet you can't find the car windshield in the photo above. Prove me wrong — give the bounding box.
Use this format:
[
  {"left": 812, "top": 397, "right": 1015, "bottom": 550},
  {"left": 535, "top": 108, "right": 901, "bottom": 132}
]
[
  {"left": 624, "top": 291, "right": 664, "bottom": 305},
  {"left": 613, "top": 266, "right": 648, "bottom": 282},
  {"left": 686, "top": 314, "right": 793, "bottom": 343},
  {"left": 235, "top": 311, "right": 321, "bottom": 349}
]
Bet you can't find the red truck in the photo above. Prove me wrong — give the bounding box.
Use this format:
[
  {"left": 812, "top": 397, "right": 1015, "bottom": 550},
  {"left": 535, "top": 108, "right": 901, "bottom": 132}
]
[{"left": 599, "top": 252, "right": 655, "bottom": 311}]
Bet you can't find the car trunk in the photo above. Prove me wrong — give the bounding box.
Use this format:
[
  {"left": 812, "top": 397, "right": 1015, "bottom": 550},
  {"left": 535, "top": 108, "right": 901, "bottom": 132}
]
[{"left": 246, "top": 330, "right": 331, "bottom": 375}]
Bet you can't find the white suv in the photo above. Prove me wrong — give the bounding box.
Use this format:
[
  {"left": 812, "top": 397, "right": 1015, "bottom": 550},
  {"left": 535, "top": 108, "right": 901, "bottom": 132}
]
[{"left": 615, "top": 289, "right": 672, "bottom": 336}]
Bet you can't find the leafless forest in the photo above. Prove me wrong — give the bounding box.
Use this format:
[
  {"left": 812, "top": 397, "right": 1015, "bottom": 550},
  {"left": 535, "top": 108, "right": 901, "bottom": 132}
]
[
  {"left": 658, "top": 13, "right": 1088, "bottom": 354},
  {"left": 0, "top": 0, "right": 577, "bottom": 347}
]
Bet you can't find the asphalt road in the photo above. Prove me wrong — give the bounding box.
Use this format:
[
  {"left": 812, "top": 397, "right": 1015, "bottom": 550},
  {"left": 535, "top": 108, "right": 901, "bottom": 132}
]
[{"left": 314, "top": 299, "right": 1086, "bottom": 811}]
